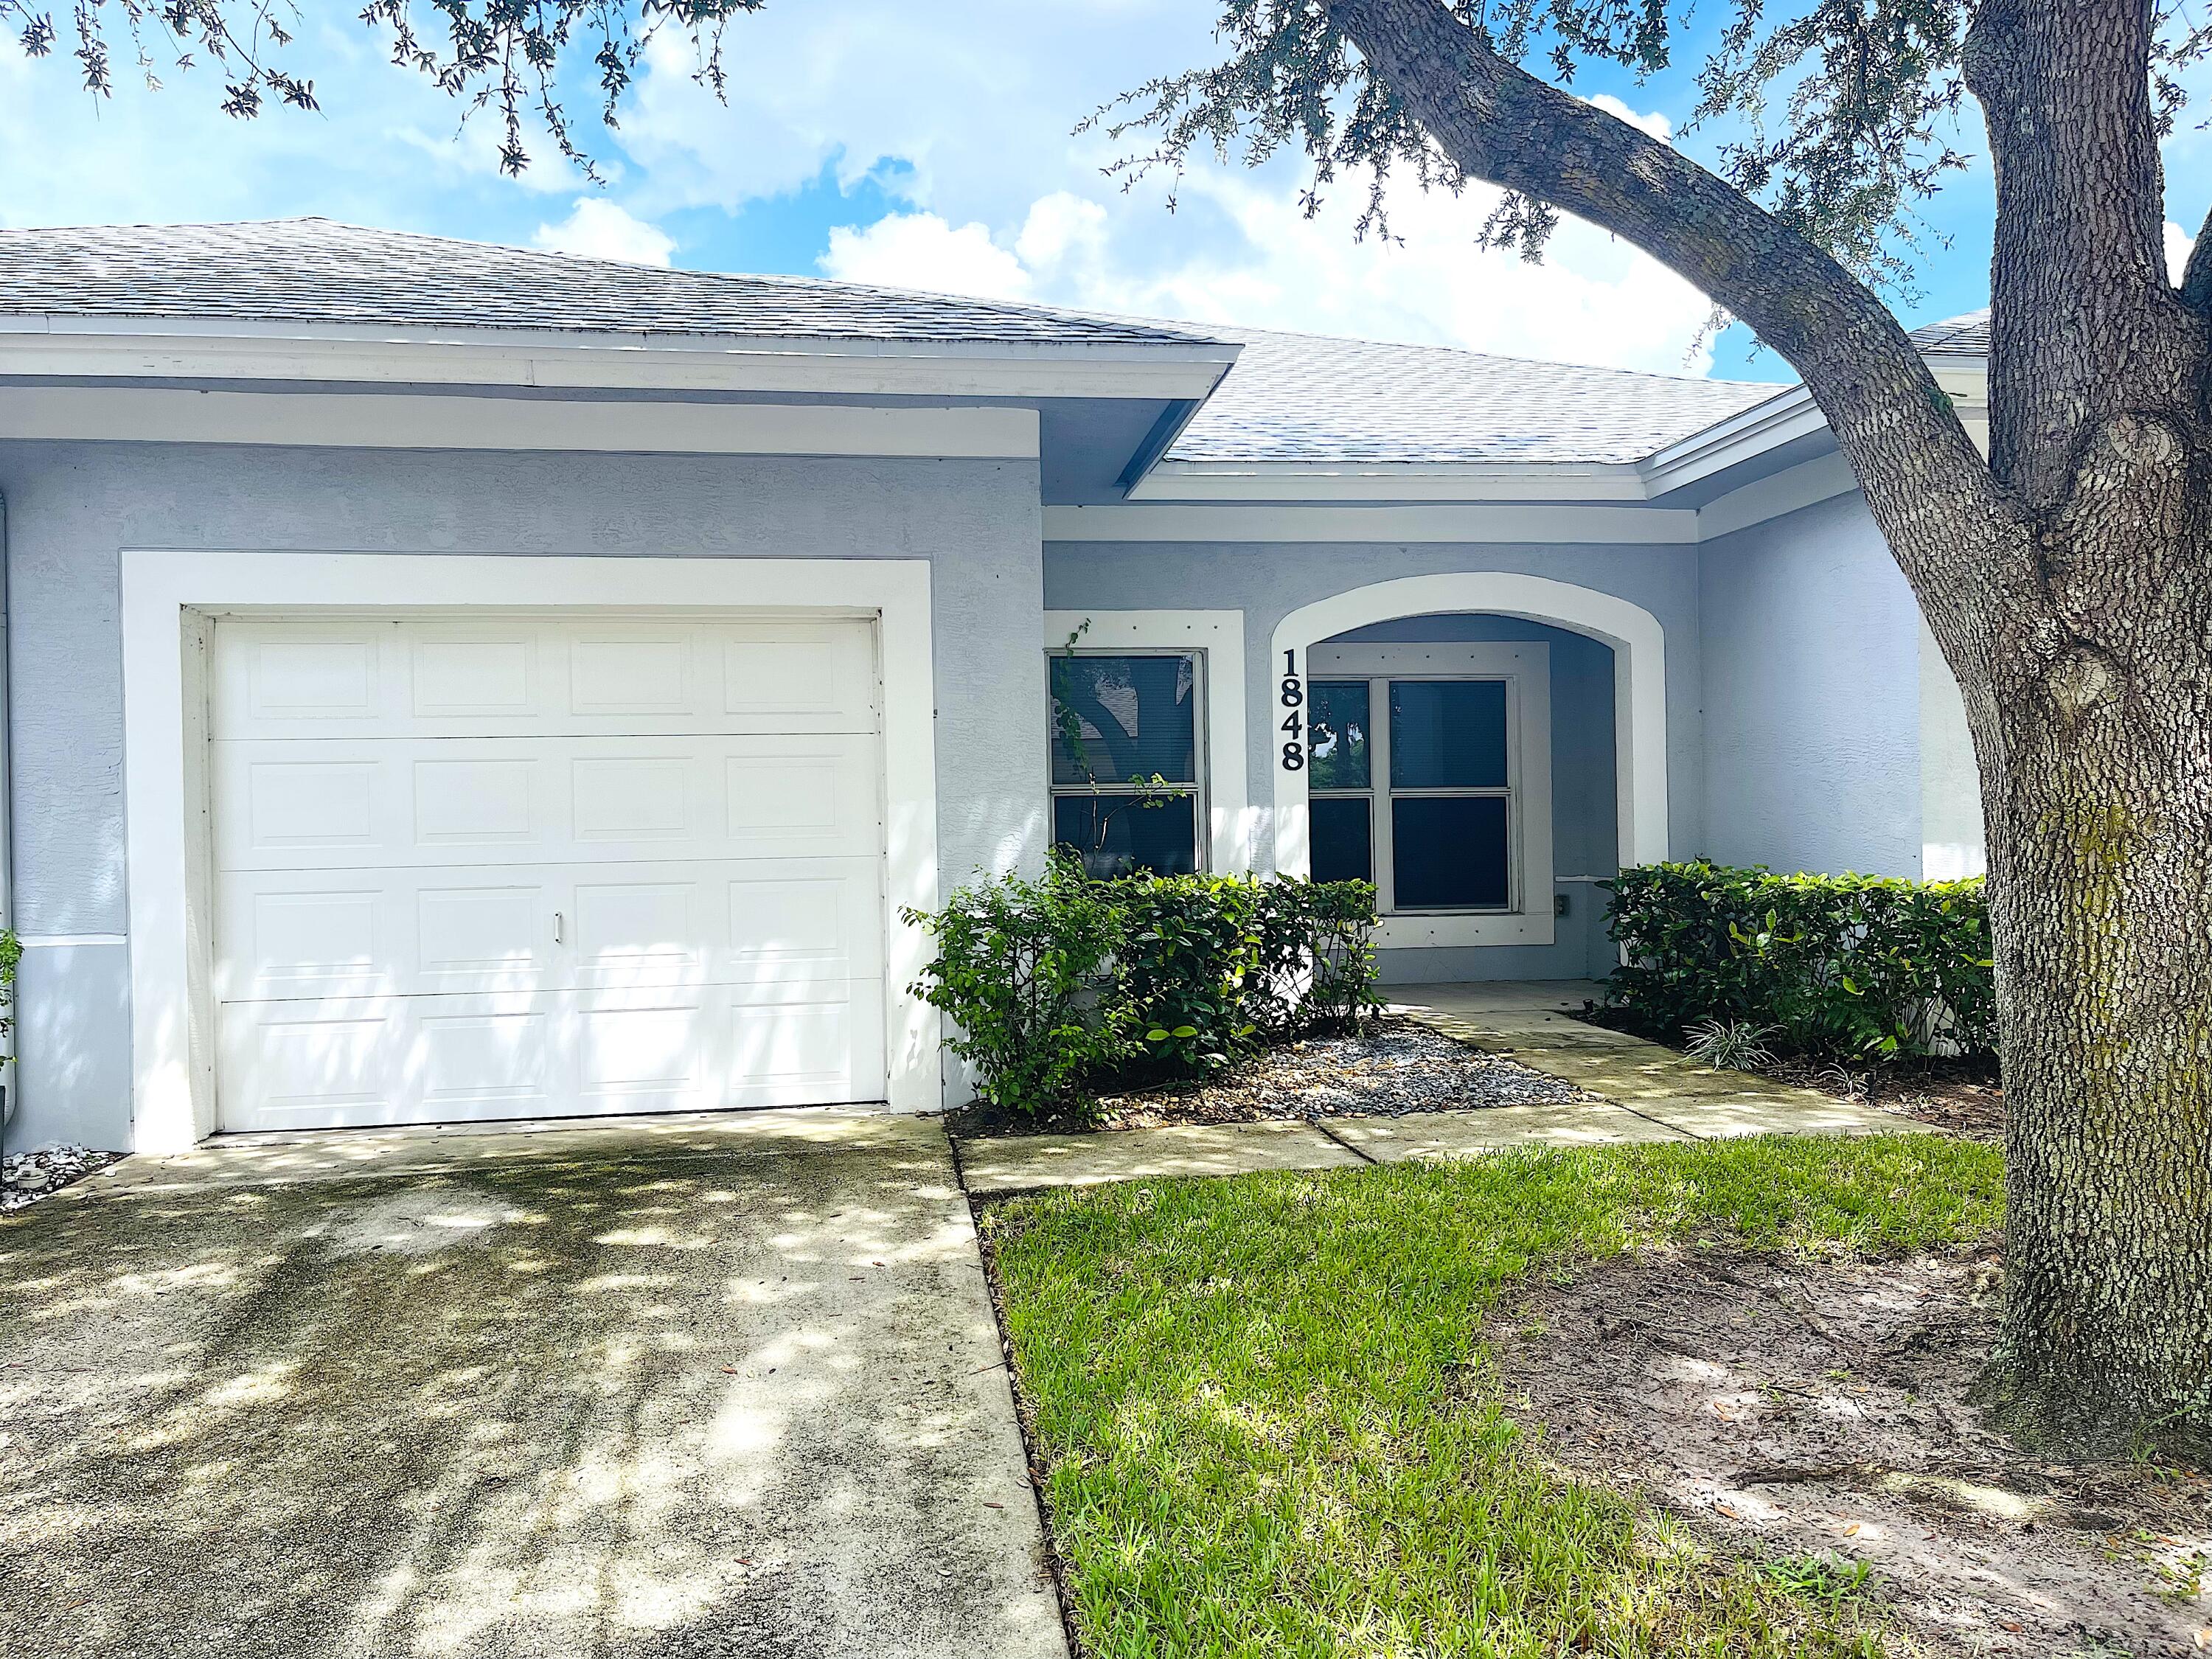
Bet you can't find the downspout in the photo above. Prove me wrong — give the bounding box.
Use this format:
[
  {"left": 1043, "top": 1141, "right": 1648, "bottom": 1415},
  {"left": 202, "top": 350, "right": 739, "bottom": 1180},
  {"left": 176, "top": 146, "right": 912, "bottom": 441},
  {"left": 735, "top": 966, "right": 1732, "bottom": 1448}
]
[{"left": 0, "top": 491, "right": 14, "bottom": 1157}]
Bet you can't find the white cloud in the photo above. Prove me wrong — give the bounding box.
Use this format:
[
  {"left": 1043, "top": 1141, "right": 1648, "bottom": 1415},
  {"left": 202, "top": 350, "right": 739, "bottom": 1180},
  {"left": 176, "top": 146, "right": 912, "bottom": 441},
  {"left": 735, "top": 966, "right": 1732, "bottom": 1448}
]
[
  {"left": 821, "top": 156, "right": 1722, "bottom": 378},
  {"left": 1587, "top": 94, "right": 1673, "bottom": 142},
  {"left": 627, "top": 9, "right": 1722, "bottom": 376},
  {"left": 2167, "top": 218, "right": 2197, "bottom": 284},
  {"left": 533, "top": 198, "right": 675, "bottom": 265},
  {"left": 824, "top": 212, "right": 1031, "bottom": 298}
]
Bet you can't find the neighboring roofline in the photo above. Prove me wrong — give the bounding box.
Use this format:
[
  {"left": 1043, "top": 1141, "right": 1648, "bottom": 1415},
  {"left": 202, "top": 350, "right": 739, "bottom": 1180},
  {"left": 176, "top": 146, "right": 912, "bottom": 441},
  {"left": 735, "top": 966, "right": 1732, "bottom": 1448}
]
[
  {"left": 1127, "top": 458, "right": 1652, "bottom": 503},
  {"left": 0, "top": 316, "right": 1239, "bottom": 404},
  {"left": 1124, "top": 382, "right": 1822, "bottom": 506}
]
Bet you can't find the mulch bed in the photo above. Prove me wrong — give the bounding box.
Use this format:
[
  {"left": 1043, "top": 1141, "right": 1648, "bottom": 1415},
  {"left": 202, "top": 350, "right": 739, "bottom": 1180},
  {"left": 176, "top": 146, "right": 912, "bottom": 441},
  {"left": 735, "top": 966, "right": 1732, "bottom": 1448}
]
[
  {"left": 1764, "top": 1057, "right": 2006, "bottom": 1142},
  {"left": 947, "top": 1019, "right": 1590, "bottom": 1138},
  {"left": 1, "top": 1145, "right": 119, "bottom": 1214},
  {"left": 1495, "top": 1245, "right": 2211, "bottom": 1658}
]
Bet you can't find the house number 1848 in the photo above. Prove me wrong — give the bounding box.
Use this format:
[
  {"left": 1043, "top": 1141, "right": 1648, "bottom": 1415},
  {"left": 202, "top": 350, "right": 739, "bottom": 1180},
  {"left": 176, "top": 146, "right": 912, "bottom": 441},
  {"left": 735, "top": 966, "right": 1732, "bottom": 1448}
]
[{"left": 1279, "top": 648, "right": 1305, "bottom": 771}]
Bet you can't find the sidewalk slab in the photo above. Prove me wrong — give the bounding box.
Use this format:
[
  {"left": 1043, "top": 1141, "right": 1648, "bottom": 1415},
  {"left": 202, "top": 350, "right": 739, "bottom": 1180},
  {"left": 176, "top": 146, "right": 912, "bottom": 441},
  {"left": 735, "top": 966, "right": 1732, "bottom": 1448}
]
[
  {"left": 1328, "top": 1101, "right": 1691, "bottom": 1162},
  {"left": 958, "top": 1119, "right": 1361, "bottom": 1197}
]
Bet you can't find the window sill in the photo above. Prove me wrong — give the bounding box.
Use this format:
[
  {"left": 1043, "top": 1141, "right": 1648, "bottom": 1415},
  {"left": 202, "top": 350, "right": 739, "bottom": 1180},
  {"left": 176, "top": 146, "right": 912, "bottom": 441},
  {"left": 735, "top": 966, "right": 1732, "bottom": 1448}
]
[{"left": 1375, "top": 911, "right": 1557, "bottom": 950}]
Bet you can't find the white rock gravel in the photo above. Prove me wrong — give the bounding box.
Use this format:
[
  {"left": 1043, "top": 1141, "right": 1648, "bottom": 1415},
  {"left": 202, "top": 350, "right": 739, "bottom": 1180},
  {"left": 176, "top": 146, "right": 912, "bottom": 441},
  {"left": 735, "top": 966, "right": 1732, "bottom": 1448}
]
[{"left": 1, "top": 1145, "right": 119, "bottom": 1213}]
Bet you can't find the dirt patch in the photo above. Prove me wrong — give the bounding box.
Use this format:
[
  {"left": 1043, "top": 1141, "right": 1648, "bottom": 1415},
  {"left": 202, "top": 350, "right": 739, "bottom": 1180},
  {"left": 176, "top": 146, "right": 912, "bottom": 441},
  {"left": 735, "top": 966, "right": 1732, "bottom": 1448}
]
[
  {"left": 947, "top": 1020, "right": 1589, "bottom": 1138},
  {"left": 1765, "top": 1060, "right": 2007, "bottom": 1143},
  {"left": 1493, "top": 1247, "right": 2211, "bottom": 1657}
]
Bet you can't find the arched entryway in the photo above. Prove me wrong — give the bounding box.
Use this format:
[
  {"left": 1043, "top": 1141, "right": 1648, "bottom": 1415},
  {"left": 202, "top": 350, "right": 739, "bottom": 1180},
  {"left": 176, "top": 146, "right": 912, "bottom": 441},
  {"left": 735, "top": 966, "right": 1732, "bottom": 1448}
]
[{"left": 1269, "top": 573, "right": 1669, "bottom": 897}]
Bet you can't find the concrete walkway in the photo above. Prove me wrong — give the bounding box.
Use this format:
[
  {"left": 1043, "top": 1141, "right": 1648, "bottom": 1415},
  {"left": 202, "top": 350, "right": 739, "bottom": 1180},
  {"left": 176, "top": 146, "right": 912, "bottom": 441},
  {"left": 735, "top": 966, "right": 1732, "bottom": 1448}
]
[
  {"left": 0, "top": 1112, "right": 1063, "bottom": 1659},
  {"left": 958, "top": 981, "right": 1913, "bottom": 1199}
]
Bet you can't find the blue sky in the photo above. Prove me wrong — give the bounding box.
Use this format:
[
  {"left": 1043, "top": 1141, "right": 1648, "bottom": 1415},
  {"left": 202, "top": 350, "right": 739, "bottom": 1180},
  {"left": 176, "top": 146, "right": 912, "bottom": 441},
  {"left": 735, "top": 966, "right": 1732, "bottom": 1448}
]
[{"left": 1, "top": 3, "right": 2203, "bottom": 385}]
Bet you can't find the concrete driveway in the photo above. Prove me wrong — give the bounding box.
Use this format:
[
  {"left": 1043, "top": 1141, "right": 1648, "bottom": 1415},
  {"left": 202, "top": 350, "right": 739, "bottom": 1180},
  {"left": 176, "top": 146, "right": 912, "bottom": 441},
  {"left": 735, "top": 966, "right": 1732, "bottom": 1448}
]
[{"left": 0, "top": 1112, "right": 1065, "bottom": 1659}]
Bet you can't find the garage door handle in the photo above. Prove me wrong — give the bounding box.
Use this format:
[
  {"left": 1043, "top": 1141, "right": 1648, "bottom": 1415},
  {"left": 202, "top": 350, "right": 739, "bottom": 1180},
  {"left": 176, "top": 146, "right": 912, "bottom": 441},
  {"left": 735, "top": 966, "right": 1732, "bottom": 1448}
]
[{"left": 554, "top": 911, "right": 564, "bottom": 945}]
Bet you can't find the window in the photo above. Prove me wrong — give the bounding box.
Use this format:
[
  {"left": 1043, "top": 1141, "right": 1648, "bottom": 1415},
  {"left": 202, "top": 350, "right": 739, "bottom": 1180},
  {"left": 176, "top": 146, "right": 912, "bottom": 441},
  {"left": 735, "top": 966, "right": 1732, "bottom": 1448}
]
[
  {"left": 1308, "top": 647, "right": 1541, "bottom": 917},
  {"left": 1049, "top": 651, "right": 1204, "bottom": 877}
]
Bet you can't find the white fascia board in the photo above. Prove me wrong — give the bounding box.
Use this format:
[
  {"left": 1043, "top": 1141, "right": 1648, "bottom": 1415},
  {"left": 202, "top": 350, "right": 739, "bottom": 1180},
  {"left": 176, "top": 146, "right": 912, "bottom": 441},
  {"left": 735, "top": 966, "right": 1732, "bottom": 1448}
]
[
  {"left": 0, "top": 319, "right": 1237, "bottom": 401},
  {"left": 1637, "top": 383, "right": 1826, "bottom": 495},
  {"left": 0, "top": 386, "right": 1041, "bottom": 459},
  {"left": 1126, "top": 459, "right": 1649, "bottom": 503},
  {"left": 1044, "top": 501, "right": 1700, "bottom": 544},
  {"left": 1696, "top": 450, "right": 1860, "bottom": 540}
]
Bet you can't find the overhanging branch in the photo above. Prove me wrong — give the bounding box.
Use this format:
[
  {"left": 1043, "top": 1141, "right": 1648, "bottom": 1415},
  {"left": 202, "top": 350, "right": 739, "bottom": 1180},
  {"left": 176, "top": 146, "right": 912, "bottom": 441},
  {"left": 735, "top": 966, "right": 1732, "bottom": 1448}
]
[{"left": 1321, "top": 0, "right": 2023, "bottom": 611}]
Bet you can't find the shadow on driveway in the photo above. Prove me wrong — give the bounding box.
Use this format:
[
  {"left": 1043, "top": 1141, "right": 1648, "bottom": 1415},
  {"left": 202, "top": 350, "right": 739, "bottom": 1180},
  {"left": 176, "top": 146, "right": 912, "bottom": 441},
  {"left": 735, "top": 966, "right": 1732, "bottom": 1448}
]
[{"left": 0, "top": 1112, "right": 1062, "bottom": 1659}]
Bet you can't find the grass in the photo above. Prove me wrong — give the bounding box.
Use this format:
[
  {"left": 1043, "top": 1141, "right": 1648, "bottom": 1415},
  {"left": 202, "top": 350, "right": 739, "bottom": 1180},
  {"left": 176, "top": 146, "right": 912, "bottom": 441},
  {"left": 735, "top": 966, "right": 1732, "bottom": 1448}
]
[{"left": 986, "top": 1133, "right": 2006, "bottom": 1658}]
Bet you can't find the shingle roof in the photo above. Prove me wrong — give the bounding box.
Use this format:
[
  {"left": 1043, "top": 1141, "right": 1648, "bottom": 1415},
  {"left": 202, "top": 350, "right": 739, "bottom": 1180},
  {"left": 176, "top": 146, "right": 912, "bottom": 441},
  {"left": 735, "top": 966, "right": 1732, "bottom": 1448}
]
[
  {"left": 0, "top": 218, "right": 1217, "bottom": 348},
  {"left": 1908, "top": 310, "right": 1990, "bottom": 357},
  {"left": 0, "top": 218, "right": 1865, "bottom": 469},
  {"left": 1164, "top": 327, "right": 1786, "bottom": 467}
]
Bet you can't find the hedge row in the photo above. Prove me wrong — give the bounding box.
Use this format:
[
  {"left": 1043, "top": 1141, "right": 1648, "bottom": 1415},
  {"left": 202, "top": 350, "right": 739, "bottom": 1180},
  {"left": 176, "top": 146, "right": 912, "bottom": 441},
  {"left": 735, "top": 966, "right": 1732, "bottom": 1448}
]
[
  {"left": 1604, "top": 860, "right": 1997, "bottom": 1061},
  {"left": 905, "top": 857, "right": 1380, "bottom": 1116}
]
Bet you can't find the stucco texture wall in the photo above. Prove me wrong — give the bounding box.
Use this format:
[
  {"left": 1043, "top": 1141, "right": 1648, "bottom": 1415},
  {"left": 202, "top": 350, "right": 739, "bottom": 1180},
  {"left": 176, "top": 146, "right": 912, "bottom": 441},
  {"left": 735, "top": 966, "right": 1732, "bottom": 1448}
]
[
  {"left": 1699, "top": 491, "right": 1922, "bottom": 877},
  {"left": 0, "top": 441, "right": 1045, "bottom": 1150},
  {"left": 1046, "top": 540, "right": 1690, "bottom": 982}
]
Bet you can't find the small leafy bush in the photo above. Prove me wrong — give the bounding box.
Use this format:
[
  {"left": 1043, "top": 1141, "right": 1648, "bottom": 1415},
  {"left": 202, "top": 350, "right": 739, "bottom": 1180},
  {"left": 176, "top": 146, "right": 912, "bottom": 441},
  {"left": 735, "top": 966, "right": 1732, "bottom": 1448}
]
[
  {"left": 1604, "top": 860, "right": 1996, "bottom": 1062},
  {"left": 902, "top": 858, "right": 1138, "bottom": 1116},
  {"left": 907, "top": 858, "right": 1379, "bottom": 1115}
]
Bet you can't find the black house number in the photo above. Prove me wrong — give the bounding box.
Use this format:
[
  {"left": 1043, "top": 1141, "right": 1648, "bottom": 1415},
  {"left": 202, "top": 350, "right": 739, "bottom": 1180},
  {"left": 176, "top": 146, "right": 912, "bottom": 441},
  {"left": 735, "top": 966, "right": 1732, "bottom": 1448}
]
[{"left": 1279, "top": 648, "right": 1305, "bottom": 771}]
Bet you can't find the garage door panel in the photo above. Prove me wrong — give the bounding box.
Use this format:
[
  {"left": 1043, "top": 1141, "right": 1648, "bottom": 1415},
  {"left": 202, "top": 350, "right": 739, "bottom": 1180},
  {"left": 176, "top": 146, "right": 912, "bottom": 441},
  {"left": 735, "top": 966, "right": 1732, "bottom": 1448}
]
[
  {"left": 212, "top": 613, "right": 888, "bottom": 1132},
  {"left": 218, "top": 858, "right": 878, "bottom": 1001},
  {"left": 216, "top": 616, "right": 879, "bottom": 741},
  {"left": 218, "top": 979, "right": 884, "bottom": 1129},
  {"left": 214, "top": 734, "right": 879, "bottom": 872}
]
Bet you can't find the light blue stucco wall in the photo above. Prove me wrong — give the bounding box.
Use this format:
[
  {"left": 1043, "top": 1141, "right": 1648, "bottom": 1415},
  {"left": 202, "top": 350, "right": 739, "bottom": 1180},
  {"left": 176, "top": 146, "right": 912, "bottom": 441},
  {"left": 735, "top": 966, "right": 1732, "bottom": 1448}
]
[
  {"left": 0, "top": 441, "right": 1046, "bottom": 1150},
  {"left": 1045, "top": 540, "right": 1694, "bottom": 983},
  {"left": 1699, "top": 491, "right": 1923, "bottom": 877}
]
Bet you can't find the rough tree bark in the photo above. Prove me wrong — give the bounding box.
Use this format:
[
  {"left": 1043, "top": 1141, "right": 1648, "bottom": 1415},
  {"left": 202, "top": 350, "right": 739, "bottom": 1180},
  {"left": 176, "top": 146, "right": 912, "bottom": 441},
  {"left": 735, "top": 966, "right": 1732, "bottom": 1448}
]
[{"left": 1321, "top": 0, "right": 2212, "bottom": 1452}]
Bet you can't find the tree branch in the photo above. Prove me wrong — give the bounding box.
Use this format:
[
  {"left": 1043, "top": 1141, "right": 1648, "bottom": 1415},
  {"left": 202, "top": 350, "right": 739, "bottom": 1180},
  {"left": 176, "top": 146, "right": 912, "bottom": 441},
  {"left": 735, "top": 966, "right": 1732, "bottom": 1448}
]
[
  {"left": 1320, "top": 0, "right": 2026, "bottom": 630},
  {"left": 1963, "top": 0, "right": 2197, "bottom": 504}
]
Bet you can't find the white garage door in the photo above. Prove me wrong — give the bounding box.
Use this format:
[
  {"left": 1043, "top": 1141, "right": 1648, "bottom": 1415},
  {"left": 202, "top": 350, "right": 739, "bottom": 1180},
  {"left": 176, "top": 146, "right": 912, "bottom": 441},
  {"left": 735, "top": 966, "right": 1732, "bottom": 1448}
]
[{"left": 209, "top": 613, "right": 888, "bottom": 1133}]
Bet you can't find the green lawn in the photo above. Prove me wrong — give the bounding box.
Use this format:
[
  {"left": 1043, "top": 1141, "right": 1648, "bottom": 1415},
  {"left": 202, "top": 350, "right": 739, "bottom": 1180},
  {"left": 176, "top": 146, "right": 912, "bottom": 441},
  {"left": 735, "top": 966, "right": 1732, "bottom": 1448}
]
[{"left": 987, "top": 1134, "right": 2006, "bottom": 1658}]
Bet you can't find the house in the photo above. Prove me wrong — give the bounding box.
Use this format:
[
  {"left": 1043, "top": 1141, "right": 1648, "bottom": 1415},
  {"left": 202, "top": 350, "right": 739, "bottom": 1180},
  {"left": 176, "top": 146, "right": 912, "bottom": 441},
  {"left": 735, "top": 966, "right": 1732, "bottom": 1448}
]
[{"left": 0, "top": 219, "right": 1990, "bottom": 1155}]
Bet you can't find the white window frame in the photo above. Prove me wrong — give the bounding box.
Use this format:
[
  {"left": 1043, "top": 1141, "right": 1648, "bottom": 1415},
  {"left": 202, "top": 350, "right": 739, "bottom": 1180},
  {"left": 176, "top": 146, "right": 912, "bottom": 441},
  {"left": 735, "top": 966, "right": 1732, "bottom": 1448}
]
[
  {"left": 1046, "top": 647, "right": 1210, "bottom": 874},
  {"left": 1041, "top": 611, "right": 1250, "bottom": 873},
  {"left": 1307, "top": 642, "right": 1554, "bottom": 950},
  {"left": 122, "top": 550, "right": 942, "bottom": 1152}
]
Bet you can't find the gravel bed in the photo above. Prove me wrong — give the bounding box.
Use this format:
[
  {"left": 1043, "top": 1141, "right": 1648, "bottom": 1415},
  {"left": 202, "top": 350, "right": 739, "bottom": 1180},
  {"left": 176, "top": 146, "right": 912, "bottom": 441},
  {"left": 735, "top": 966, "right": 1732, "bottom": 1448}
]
[
  {"left": 1, "top": 1144, "right": 119, "bottom": 1213},
  {"left": 1079, "top": 1021, "right": 1590, "bottom": 1131}
]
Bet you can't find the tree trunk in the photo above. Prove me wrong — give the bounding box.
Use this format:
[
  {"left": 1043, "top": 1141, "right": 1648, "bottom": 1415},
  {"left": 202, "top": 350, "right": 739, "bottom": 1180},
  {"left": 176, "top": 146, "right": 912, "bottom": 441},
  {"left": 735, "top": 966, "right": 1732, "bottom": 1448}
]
[
  {"left": 1966, "top": 427, "right": 2212, "bottom": 1455},
  {"left": 1321, "top": 0, "right": 2212, "bottom": 1454}
]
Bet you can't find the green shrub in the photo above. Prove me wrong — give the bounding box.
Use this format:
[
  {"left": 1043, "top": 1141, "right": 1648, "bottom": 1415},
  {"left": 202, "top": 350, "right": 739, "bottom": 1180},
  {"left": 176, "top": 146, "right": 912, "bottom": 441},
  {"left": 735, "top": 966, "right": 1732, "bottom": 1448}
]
[
  {"left": 1604, "top": 860, "right": 1996, "bottom": 1061},
  {"left": 902, "top": 857, "right": 1138, "bottom": 1116},
  {"left": 906, "top": 858, "right": 1380, "bottom": 1114}
]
